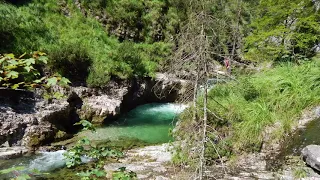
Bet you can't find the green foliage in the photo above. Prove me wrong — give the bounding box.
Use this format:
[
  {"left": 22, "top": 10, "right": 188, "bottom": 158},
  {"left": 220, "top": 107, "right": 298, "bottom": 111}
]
[
  {"left": 48, "top": 42, "right": 92, "bottom": 83},
  {"left": 80, "top": 0, "right": 182, "bottom": 43},
  {"left": 245, "top": 0, "right": 320, "bottom": 62},
  {"left": 0, "top": 0, "right": 180, "bottom": 87},
  {"left": 112, "top": 167, "right": 137, "bottom": 180},
  {"left": 64, "top": 120, "right": 125, "bottom": 179},
  {"left": 0, "top": 166, "right": 25, "bottom": 175},
  {"left": 176, "top": 60, "right": 320, "bottom": 163},
  {"left": 294, "top": 167, "right": 307, "bottom": 179},
  {"left": 209, "top": 60, "right": 320, "bottom": 152},
  {"left": 0, "top": 166, "right": 49, "bottom": 180},
  {"left": 0, "top": 52, "right": 70, "bottom": 90},
  {"left": 64, "top": 121, "right": 123, "bottom": 168},
  {"left": 77, "top": 168, "right": 106, "bottom": 180}
]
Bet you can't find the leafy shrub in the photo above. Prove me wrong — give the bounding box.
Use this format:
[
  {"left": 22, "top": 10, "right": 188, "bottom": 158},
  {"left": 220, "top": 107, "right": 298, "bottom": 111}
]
[
  {"left": 48, "top": 43, "right": 92, "bottom": 84},
  {"left": 64, "top": 120, "right": 127, "bottom": 180},
  {"left": 0, "top": 52, "right": 70, "bottom": 89},
  {"left": 0, "top": 0, "right": 179, "bottom": 87}
]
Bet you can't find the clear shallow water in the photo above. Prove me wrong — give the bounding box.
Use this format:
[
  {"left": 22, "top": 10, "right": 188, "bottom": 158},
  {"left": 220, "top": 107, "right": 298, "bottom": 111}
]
[
  {"left": 79, "top": 103, "right": 187, "bottom": 144},
  {"left": 0, "top": 103, "right": 186, "bottom": 177},
  {"left": 282, "top": 118, "right": 320, "bottom": 156}
]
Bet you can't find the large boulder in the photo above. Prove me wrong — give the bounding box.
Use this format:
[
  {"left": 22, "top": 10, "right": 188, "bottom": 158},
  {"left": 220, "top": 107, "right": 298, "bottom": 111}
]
[{"left": 301, "top": 145, "right": 320, "bottom": 171}]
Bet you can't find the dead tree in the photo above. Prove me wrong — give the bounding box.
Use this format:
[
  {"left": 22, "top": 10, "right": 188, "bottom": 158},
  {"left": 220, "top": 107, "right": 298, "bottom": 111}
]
[{"left": 156, "top": 0, "right": 245, "bottom": 179}]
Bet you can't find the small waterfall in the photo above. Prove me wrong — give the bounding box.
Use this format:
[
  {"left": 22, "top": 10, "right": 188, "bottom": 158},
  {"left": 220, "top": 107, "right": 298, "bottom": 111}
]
[
  {"left": 136, "top": 103, "right": 188, "bottom": 114},
  {"left": 27, "top": 150, "right": 92, "bottom": 172},
  {"left": 28, "top": 150, "right": 67, "bottom": 172}
]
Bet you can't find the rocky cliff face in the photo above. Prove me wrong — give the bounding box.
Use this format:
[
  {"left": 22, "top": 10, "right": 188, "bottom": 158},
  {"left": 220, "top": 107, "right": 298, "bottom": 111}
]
[
  {"left": 0, "top": 88, "right": 76, "bottom": 148},
  {"left": 0, "top": 74, "right": 191, "bottom": 149}
]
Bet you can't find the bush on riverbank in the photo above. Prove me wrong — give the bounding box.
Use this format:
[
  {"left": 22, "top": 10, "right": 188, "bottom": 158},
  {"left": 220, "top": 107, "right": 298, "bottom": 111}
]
[
  {"left": 175, "top": 59, "right": 320, "bottom": 164},
  {"left": 0, "top": 0, "right": 179, "bottom": 87}
]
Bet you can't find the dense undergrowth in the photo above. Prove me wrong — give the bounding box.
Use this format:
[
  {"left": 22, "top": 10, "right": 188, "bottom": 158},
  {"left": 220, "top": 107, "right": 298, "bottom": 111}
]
[
  {"left": 0, "top": 0, "right": 182, "bottom": 86},
  {"left": 175, "top": 59, "right": 320, "bottom": 164}
]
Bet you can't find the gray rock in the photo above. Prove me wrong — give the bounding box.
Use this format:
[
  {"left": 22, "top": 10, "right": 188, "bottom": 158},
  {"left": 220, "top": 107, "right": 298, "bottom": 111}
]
[
  {"left": 0, "top": 89, "right": 75, "bottom": 148},
  {"left": 302, "top": 145, "right": 320, "bottom": 171},
  {"left": 0, "top": 146, "right": 28, "bottom": 159},
  {"left": 104, "top": 144, "right": 172, "bottom": 179}
]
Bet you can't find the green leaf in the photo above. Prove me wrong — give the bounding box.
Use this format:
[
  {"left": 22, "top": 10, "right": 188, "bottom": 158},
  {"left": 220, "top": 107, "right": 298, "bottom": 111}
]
[
  {"left": 23, "top": 58, "right": 36, "bottom": 66},
  {"left": 80, "top": 138, "right": 90, "bottom": 145},
  {"left": 33, "top": 79, "right": 42, "bottom": 83},
  {"left": 11, "top": 84, "right": 20, "bottom": 89},
  {"left": 19, "top": 52, "right": 27, "bottom": 59},
  {"left": 0, "top": 57, "right": 5, "bottom": 64},
  {"left": 47, "top": 77, "right": 58, "bottom": 86},
  {"left": 24, "top": 66, "right": 33, "bottom": 72},
  {"left": 59, "top": 77, "right": 71, "bottom": 86},
  {"left": 38, "top": 56, "right": 48, "bottom": 64},
  {"left": 5, "top": 53, "right": 14, "bottom": 59},
  {"left": 6, "top": 71, "right": 19, "bottom": 79},
  {"left": 6, "top": 65, "right": 18, "bottom": 70},
  {"left": 53, "top": 92, "right": 64, "bottom": 99},
  {"left": 92, "top": 169, "right": 105, "bottom": 177},
  {"left": 31, "top": 169, "right": 40, "bottom": 174},
  {"left": 8, "top": 59, "right": 19, "bottom": 65}
]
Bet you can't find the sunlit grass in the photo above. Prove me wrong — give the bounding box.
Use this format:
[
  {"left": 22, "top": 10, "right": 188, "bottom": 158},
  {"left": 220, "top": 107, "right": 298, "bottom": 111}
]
[{"left": 207, "top": 60, "right": 320, "bottom": 152}]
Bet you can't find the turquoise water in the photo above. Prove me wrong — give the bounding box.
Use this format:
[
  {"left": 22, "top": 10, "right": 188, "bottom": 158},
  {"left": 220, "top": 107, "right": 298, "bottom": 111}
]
[
  {"left": 0, "top": 103, "right": 187, "bottom": 177},
  {"left": 79, "top": 103, "right": 187, "bottom": 144}
]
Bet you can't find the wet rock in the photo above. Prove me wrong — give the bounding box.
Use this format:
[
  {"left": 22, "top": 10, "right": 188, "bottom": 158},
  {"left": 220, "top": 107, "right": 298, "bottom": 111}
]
[
  {"left": 0, "top": 146, "right": 28, "bottom": 159},
  {"left": 302, "top": 145, "right": 320, "bottom": 172}
]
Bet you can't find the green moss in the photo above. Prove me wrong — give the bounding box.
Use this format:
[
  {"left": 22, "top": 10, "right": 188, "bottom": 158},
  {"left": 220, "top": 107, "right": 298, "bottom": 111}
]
[
  {"left": 91, "top": 116, "right": 106, "bottom": 125},
  {"left": 54, "top": 130, "right": 67, "bottom": 140},
  {"left": 93, "top": 137, "right": 150, "bottom": 151}
]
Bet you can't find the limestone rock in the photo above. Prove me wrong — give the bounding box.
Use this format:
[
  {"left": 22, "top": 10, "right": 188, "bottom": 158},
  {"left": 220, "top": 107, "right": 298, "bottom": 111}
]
[
  {"left": 302, "top": 145, "right": 320, "bottom": 172},
  {"left": 0, "top": 89, "right": 75, "bottom": 148},
  {"left": 0, "top": 146, "right": 28, "bottom": 159},
  {"left": 104, "top": 144, "right": 172, "bottom": 179}
]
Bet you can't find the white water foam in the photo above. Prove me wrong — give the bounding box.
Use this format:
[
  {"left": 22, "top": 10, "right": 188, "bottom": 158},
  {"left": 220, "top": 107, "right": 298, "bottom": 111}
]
[
  {"left": 28, "top": 150, "right": 66, "bottom": 172},
  {"left": 27, "top": 150, "right": 91, "bottom": 172},
  {"left": 141, "top": 103, "right": 188, "bottom": 114}
]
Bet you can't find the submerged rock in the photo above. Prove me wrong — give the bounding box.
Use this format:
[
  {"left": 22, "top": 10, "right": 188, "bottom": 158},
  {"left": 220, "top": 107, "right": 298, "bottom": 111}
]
[{"left": 302, "top": 145, "right": 320, "bottom": 172}]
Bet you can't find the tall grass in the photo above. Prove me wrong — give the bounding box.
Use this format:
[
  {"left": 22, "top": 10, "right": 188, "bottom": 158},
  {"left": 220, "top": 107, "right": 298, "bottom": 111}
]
[
  {"left": 207, "top": 60, "right": 320, "bottom": 152},
  {"left": 175, "top": 60, "right": 320, "bottom": 163}
]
